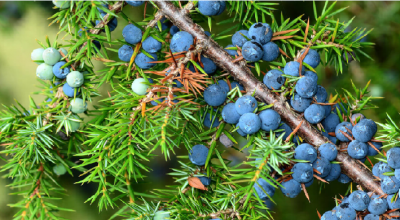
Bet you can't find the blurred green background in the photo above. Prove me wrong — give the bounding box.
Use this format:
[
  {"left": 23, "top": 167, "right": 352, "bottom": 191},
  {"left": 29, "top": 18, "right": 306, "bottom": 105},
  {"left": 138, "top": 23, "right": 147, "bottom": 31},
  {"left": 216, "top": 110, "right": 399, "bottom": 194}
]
[{"left": 0, "top": 1, "right": 399, "bottom": 219}]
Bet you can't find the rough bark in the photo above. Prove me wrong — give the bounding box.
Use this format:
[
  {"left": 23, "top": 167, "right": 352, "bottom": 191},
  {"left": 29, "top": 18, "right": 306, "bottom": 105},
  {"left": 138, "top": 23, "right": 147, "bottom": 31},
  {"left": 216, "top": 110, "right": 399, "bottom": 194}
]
[{"left": 155, "top": 1, "right": 383, "bottom": 195}]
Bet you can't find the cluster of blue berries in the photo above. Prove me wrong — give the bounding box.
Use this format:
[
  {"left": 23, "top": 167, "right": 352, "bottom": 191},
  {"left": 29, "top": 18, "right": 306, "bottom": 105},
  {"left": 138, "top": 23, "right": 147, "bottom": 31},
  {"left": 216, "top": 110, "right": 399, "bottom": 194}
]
[
  {"left": 31, "top": 47, "right": 88, "bottom": 117},
  {"left": 315, "top": 148, "right": 400, "bottom": 219},
  {"left": 225, "top": 23, "right": 280, "bottom": 63}
]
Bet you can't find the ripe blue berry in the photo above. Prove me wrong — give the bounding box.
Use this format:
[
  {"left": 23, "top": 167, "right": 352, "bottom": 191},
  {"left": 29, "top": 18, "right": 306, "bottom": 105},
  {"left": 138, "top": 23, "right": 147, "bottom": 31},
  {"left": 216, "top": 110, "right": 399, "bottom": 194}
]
[
  {"left": 122, "top": 24, "right": 142, "bottom": 45},
  {"left": 198, "top": 1, "right": 221, "bottom": 16},
  {"left": 170, "top": 25, "right": 179, "bottom": 36},
  {"left": 52, "top": 61, "right": 71, "bottom": 79},
  {"left": 372, "top": 162, "right": 392, "bottom": 179},
  {"left": 135, "top": 52, "right": 157, "bottom": 69},
  {"left": 323, "top": 101, "right": 332, "bottom": 118},
  {"left": 304, "top": 104, "right": 325, "bottom": 124},
  {"left": 334, "top": 102, "right": 348, "bottom": 115},
  {"left": 126, "top": 1, "right": 144, "bottom": 7},
  {"left": 242, "top": 40, "right": 264, "bottom": 62},
  {"left": 63, "top": 83, "right": 80, "bottom": 98},
  {"left": 303, "top": 71, "right": 318, "bottom": 83},
  {"left": 364, "top": 214, "right": 380, "bottom": 220},
  {"left": 325, "top": 163, "right": 341, "bottom": 181},
  {"left": 301, "top": 49, "right": 320, "bottom": 68},
  {"left": 322, "top": 113, "right": 340, "bottom": 133},
  {"left": 170, "top": 31, "right": 193, "bottom": 53},
  {"left": 294, "top": 143, "right": 317, "bottom": 163},
  {"left": 188, "top": 145, "right": 209, "bottom": 166},
  {"left": 151, "top": 97, "right": 164, "bottom": 106},
  {"left": 203, "top": 112, "right": 220, "bottom": 128},
  {"left": 318, "top": 143, "right": 338, "bottom": 161},
  {"left": 352, "top": 119, "right": 377, "bottom": 142},
  {"left": 347, "top": 140, "right": 368, "bottom": 159},
  {"left": 248, "top": 22, "right": 273, "bottom": 44},
  {"left": 368, "top": 194, "right": 388, "bottom": 215},
  {"left": 31, "top": 48, "right": 44, "bottom": 64},
  {"left": 238, "top": 113, "right": 261, "bottom": 135},
  {"left": 217, "top": 80, "right": 229, "bottom": 93},
  {"left": 142, "top": 36, "right": 162, "bottom": 53},
  {"left": 295, "top": 76, "right": 317, "bottom": 98},
  {"left": 280, "top": 179, "right": 301, "bottom": 198},
  {"left": 262, "top": 42, "right": 280, "bottom": 62},
  {"left": 66, "top": 71, "right": 84, "bottom": 88},
  {"left": 321, "top": 211, "right": 337, "bottom": 220},
  {"left": 314, "top": 85, "right": 328, "bottom": 103},
  {"left": 348, "top": 190, "right": 370, "bottom": 211},
  {"left": 96, "top": 13, "right": 117, "bottom": 32},
  {"left": 381, "top": 176, "right": 400, "bottom": 194},
  {"left": 236, "top": 123, "right": 247, "bottom": 137},
  {"left": 232, "top": 30, "right": 249, "bottom": 47},
  {"left": 222, "top": 103, "right": 241, "bottom": 124},
  {"left": 263, "top": 69, "right": 285, "bottom": 90},
  {"left": 387, "top": 194, "right": 400, "bottom": 210},
  {"left": 312, "top": 157, "right": 332, "bottom": 178},
  {"left": 69, "top": 98, "right": 87, "bottom": 114},
  {"left": 337, "top": 173, "right": 351, "bottom": 184},
  {"left": 387, "top": 147, "right": 400, "bottom": 169},
  {"left": 204, "top": 84, "right": 227, "bottom": 106},
  {"left": 231, "top": 81, "right": 244, "bottom": 91},
  {"left": 335, "top": 203, "right": 356, "bottom": 220},
  {"left": 322, "top": 130, "right": 338, "bottom": 144},
  {"left": 118, "top": 45, "right": 133, "bottom": 62},
  {"left": 291, "top": 163, "right": 313, "bottom": 183},
  {"left": 335, "top": 122, "right": 353, "bottom": 142},
  {"left": 283, "top": 61, "right": 305, "bottom": 77},
  {"left": 235, "top": 95, "right": 258, "bottom": 115},
  {"left": 198, "top": 55, "right": 217, "bottom": 75},
  {"left": 216, "top": 1, "right": 226, "bottom": 15},
  {"left": 259, "top": 109, "right": 281, "bottom": 131},
  {"left": 254, "top": 178, "right": 276, "bottom": 200},
  {"left": 198, "top": 176, "right": 211, "bottom": 186},
  {"left": 290, "top": 93, "right": 312, "bottom": 112},
  {"left": 43, "top": 47, "right": 61, "bottom": 65},
  {"left": 36, "top": 64, "right": 54, "bottom": 80},
  {"left": 275, "top": 123, "right": 292, "bottom": 140},
  {"left": 225, "top": 44, "right": 238, "bottom": 56},
  {"left": 304, "top": 178, "right": 314, "bottom": 187}
]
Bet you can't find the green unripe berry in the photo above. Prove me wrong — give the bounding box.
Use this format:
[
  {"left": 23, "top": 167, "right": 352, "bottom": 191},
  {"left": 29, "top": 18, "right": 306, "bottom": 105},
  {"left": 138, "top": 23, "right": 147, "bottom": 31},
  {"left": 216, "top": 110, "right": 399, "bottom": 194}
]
[
  {"left": 36, "top": 63, "right": 54, "bottom": 80},
  {"left": 154, "top": 210, "right": 170, "bottom": 220},
  {"left": 43, "top": 47, "right": 62, "bottom": 65},
  {"left": 70, "top": 98, "right": 87, "bottom": 114},
  {"left": 59, "top": 48, "right": 68, "bottom": 57},
  {"left": 69, "top": 115, "right": 81, "bottom": 132},
  {"left": 52, "top": 0, "right": 70, "bottom": 9},
  {"left": 53, "top": 163, "right": 67, "bottom": 176},
  {"left": 31, "top": 48, "right": 44, "bottom": 65},
  {"left": 131, "top": 78, "right": 150, "bottom": 95},
  {"left": 66, "top": 71, "right": 84, "bottom": 87}
]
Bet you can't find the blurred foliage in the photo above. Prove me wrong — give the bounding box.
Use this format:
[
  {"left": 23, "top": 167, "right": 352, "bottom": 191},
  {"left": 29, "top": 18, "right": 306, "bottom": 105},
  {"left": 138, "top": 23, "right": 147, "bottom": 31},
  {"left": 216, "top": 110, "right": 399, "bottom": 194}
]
[{"left": 0, "top": 1, "right": 399, "bottom": 220}]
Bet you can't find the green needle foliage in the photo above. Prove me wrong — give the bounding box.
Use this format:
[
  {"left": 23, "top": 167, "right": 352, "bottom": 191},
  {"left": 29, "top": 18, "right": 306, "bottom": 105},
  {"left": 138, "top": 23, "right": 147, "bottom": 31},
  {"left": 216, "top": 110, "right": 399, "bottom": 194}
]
[{"left": 0, "top": 1, "right": 393, "bottom": 219}]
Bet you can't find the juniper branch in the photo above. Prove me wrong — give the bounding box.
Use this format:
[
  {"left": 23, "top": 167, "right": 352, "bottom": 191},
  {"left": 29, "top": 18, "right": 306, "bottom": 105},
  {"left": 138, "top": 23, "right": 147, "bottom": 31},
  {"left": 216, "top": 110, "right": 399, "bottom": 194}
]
[{"left": 155, "top": 1, "right": 383, "bottom": 196}]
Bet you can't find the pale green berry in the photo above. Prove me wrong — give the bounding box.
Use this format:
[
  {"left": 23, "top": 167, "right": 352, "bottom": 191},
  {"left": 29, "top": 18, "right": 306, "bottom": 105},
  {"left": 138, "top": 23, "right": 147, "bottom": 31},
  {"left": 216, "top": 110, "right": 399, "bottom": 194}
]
[
  {"left": 43, "top": 47, "right": 62, "bottom": 65},
  {"left": 66, "top": 71, "right": 84, "bottom": 87},
  {"left": 69, "top": 114, "right": 81, "bottom": 132},
  {"left": 154, "top": 210, "right": 170, "bottom": 220},
  {"left": 52, "top": 0, "right": 70, "bottom": 9},
  {"left": 59, "top": 48, "right": 68, "bottom": 57},
  {"left": 70, "top": 98, "right": 87, "bottom": 114},
  {"left": 131, "top": 78, "right": 150, "bottom": 95},
  {"left": 53, "top": 163, "right": 67, "bottom": 176},
  {"left": 36, "top": 63, "right": 54, "bottom": 80},
  {"left": 31, "top": 48, "right": 44, "bottom": 64}
]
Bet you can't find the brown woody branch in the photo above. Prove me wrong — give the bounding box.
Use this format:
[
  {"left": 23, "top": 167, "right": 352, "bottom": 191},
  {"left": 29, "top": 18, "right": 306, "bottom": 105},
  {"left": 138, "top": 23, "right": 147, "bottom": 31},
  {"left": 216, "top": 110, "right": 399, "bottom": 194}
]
[{"left": 155, "top": 1, "right": 383, "bottom": 195}]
